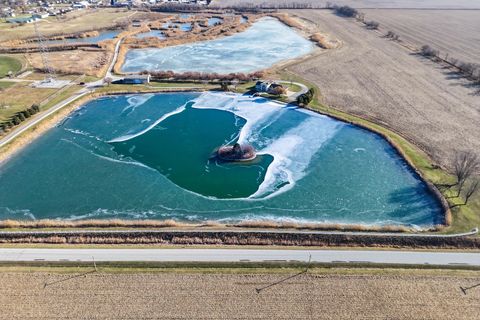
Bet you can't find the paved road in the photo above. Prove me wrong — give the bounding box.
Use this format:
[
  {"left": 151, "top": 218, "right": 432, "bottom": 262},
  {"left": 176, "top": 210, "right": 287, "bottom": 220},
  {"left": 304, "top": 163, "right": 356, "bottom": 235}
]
[{"left": 0, "top": 248, "right": 479, "bottom": 266}]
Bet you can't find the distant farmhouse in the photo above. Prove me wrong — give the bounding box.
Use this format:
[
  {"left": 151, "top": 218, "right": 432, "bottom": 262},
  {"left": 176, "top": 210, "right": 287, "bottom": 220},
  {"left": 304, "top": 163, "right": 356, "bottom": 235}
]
[
  {"left": 6, "top": 13, "right": 47, "bottom": 24},
  {"left": 255, "top": 81, "right": 285, "bottom": 95}
]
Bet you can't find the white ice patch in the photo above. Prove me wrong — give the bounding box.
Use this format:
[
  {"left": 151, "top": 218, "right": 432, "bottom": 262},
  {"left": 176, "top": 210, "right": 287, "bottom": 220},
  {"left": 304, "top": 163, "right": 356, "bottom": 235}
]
[
  {"left": 252, "top": 116, "right": 342, "bottom": 199},
  {"left": 191, "top": 91, "right": 281, "bottom": 144},
  {"left": 109, "top": 104, "right": 187, "bottom": 143},
  {"left": 120, "top": 93, "right": 155, "bottom": 116},
  {"left": 107, "top": 91, "right": 344, "bottom": 200},
  {"left": 191, "top": 92, "right": 344, "bottom": 199}
]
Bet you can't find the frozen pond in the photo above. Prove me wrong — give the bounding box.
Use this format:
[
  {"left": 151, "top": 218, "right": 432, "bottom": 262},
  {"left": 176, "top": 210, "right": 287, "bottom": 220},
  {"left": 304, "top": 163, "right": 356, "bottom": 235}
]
[
  {"left": 121, "top": 17, "right": 315, "bottom": 74},
  {"left": 0, "top": 92, "right": 443, "bottom": 227},
  {"left": 45, "top": 30, "right": 121, "bottom": 45},
  {"left": 208, "top": 17, "right": 223, "bottom": 26},
  {"left": 135, "top": 30, "right": 166, "bottom": 40}
]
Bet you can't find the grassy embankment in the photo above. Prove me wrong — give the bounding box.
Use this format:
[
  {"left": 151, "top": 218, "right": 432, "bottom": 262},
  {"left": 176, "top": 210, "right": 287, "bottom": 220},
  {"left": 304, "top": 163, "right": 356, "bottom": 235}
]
[
  {"left": 0, "top": 55, "right": 22, "bottom": 78},
  {"left": 275, "top": 70, "right": 479, "bottom": 234}
]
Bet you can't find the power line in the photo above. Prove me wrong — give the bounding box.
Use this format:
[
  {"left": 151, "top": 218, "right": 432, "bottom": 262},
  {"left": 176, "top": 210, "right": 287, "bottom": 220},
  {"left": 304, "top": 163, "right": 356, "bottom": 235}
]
[
  {"left": 256, "top": 254, "right": 312, "bottom": 294},
  {"left": 33, "top": 19, "right": 55, "bottom": 82},
  {"left": 460, "top": 283, "right": 480, "bottom": 295},
  {"left": 43, "top": 257, "right": 98, "bottom": 288}
]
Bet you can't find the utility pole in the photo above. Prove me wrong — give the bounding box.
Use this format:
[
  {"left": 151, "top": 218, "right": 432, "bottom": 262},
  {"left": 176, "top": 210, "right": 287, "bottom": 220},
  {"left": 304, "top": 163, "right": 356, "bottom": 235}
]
[{"left": 33, "top": 18, "right": 55, "bottom": 82}]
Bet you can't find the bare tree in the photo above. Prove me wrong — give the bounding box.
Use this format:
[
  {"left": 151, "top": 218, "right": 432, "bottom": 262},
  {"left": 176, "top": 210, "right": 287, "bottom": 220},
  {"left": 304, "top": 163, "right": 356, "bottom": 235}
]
[
  {"left": 451, "top": 179, "right": 479, "bottom": 208},
  {"left": 365, "top": 21, "right": 379, "bottom": 30},
  {"left": 420, "top": 45, "right": 439, "bottom": 58},
  {"left": 451, "top": 151, "right": 480, "bottom": 197},
  {"left": 103, "top": 77, "right": 112, "bottom": 86},
  {"left": 386, "top": 31, "right": 400, "bottom": 41}
]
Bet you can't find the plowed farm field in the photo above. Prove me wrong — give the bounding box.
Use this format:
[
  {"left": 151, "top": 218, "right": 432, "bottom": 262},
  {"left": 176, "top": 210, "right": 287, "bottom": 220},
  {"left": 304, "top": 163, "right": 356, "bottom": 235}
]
[
  {"left": 285, "top": 10, "right": 480, "bottom": 169},
  {"left": 0, "top": 271, "right": 479, "bottom": 319}
]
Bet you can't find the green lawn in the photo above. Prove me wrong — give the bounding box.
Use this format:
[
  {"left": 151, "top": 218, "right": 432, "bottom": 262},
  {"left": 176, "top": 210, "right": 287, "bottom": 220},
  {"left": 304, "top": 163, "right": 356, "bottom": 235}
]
[{"left": 0, "top": 56, "right": 22, "bottom": 78}]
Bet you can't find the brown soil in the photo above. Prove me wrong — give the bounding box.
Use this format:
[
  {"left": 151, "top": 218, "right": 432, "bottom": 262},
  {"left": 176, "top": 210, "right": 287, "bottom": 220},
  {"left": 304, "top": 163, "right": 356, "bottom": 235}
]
[
  {"left": 362, "top": 9, "right": 480, "bottom": 64},
  {"left": 285, "top": 9, "right": 480, "bottom": 170},
  {"left": 0, "top": 271, "right": 479, "bottom": 319}
]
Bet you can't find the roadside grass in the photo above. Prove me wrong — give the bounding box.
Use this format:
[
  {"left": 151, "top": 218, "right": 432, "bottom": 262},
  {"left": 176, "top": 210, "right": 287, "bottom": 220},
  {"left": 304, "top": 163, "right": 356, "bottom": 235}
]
[
  {"left": 283, "top": 81, "right": 302, "bottom": 92},
  {"left": 40, "top": 85, "right": 82, "bottom": 112},
  {"left": 277, "top": 70, "right": 480, "bottom": 235},
  {"left": 81, "top": 75, "right": 101, "bottom": 83},
  {"left": 0, "top": 262, "right": 479, "bottom": 274},
  {"left": 0, "top": 82, "right": 56, "bottom": 122},
  {"left": 0, "top": 55, "right": 22, "bottom": 78},
  {"left": 0, "top": 81, "right": 15, "bottom": 90}
]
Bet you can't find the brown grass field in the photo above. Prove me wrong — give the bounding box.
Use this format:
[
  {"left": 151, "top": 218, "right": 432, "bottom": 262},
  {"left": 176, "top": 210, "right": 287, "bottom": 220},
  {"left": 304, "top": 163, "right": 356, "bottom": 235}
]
[
  {"left": 0, "top": 82, "right": 57, "bottom": 122},
  {"left": 362, "top": 9, "right": 480, "bottom": 63},
  {"left": 0, "top": 8, "right": 136, "bottom": 42},
  {"left": 0, "top": 269, "right": 479, "bottom": 319},
  {"left": 26, "top": 48, "right": 112, "bottom": 77},
  {"left": 284, "top": 9, "right": 479, "bottom": 170}
]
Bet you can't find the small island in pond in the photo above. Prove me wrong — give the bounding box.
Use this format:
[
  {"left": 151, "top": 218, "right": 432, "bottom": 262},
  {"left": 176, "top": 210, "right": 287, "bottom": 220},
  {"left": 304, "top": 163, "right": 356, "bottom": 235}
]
[{"left": 216, "top": 143, "right": 256, "bottom": 162}]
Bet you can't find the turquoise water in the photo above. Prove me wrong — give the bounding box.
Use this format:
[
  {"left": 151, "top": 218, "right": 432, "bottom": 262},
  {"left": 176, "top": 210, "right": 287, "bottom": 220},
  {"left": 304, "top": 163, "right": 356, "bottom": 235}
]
[
  {"left": 0, "top": 92, "right": 443, "bottom": 226},
  {"left": 45, "top": 30, "right": 121, "bottom": 44},
  {"left": 121, "top": 17, "right": 314, "bottom": 74}
]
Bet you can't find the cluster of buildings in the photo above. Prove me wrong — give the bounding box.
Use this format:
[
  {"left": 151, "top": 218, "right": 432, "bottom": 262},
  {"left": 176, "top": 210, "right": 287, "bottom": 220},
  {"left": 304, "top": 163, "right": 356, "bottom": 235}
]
[
  {"left": 1, "top": 0, "right": 100, "bottom": 23},
  {"left": 110, "top": 0, "right": 208, "bottom": 6},
  {"left": 0, "top": 0, "right": 210, "bottom": 20}
]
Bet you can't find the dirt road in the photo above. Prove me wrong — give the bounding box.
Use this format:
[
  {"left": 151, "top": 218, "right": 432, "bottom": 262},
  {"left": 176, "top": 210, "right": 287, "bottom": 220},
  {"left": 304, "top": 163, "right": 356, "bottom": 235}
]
[{"left": 286, "top": 10, "right": 480, "bottom": 169}]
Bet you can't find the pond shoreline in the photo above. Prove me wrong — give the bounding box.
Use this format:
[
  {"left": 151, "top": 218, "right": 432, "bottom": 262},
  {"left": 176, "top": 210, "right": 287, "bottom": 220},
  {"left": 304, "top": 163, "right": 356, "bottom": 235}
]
[{"left": 0, "top": 89, "right": 449, "bottom": 231}]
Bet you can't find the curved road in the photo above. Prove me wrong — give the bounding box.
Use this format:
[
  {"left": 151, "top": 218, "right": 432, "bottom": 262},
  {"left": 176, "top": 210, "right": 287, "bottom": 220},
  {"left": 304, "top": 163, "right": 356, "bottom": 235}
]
[{"left": 0, "top": 248, "right": 479, "bottom": 266}]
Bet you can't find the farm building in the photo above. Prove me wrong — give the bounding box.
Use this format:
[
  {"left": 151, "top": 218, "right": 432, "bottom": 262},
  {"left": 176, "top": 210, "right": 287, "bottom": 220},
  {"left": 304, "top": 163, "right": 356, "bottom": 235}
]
[
  {"left": 6, "top": 16, "right": 39, "bottom": 24},
  {"left": 114, "top": 75, "right": 151, "bottom": 84}
]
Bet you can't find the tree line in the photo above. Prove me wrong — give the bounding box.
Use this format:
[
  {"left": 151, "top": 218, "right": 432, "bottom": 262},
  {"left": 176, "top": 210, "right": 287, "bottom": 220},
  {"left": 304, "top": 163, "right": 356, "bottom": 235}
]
[
  {"left": 0, "top": 104, "right": 40, "bottom": 134},
  {"left": 145, "top": 70, "right": 264, "bottom": 82},
  {"left": 420, "top": 45, "right": 480, "bottom": 83}
]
